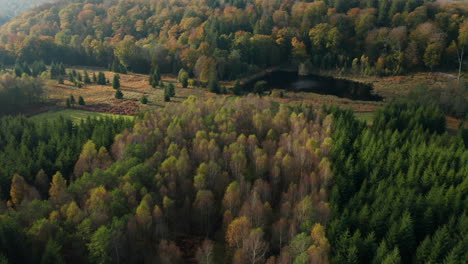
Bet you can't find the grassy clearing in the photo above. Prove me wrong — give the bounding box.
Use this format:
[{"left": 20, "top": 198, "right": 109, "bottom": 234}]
[
  {"left": 46, "top": 67, "right": 444, "bottom": 116},
  {"left": 42, "top": 67, "right": 466, "bottom": 127},
  {"left": 319, "top": 70, "right": 461, "bottom": 99},
  {"left": 30, "top": 108, "right": 133, "bottom": 123},
  {"left": 45, "top": 68, "right": 214, "bottom": 114}
]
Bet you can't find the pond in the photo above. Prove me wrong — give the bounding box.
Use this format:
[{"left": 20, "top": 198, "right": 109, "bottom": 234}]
[{"left": 244, "top": 71, "right": 383, "bottom": 101}]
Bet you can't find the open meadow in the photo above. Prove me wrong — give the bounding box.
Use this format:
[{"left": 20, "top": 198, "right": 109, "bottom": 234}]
[
  {"left": 43, "top": 68, "right": 385, "bottom": 114},
  {"left": 38, "top": 68, "right": 466, "bottom": 132}
]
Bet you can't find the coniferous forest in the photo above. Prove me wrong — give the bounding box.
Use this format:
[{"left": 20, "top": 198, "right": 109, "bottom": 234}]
[{"left": 0, "top": 0, "right": 466, "bottom": 264}]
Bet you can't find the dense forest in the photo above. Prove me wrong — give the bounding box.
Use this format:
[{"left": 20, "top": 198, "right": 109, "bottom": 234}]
[
  {"left": 329, "top": 102, "right": 467, "bottom": 264},
  {"left": 0, "top": 73, "right": 45, "bottom": 114},
  {"left": 0, "top": 0, "right": 466, "bottom": 263},
  {"left": 0, "top": 115, "right": 134, "bottom": 198},
  {"left": 0, "top": 0, "right": 54, "bottom": 25},
  {"left": 0, "top": 96, "right": 466, "bottom": 264},
  {"left": 0, "top": 0, "right": 466, "bottom": 80},
  {"left": 0, "top": 96, "right": 334, "bottom": 263}
]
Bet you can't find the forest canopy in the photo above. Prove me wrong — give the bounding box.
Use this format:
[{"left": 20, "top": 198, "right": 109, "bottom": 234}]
[
  {"left": 0, "top": 0, "right": 466, "bottom": 79},
  {"left": 0, "top": 1, "right": 466, "bottom": 263},
  {"left": 0, "top": 97, "right": 466, "bottom": 263},
  {"left": 0, "top": 0, "right": 55, "bottom": 25}
]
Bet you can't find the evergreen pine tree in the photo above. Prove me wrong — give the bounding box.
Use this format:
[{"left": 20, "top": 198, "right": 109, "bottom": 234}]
[
  {"left": 164, "top": 86, "right": 171, "bottom": 102},
  {"left": 59, "top": 63, "right": 66, "bottom": 75},
  {"left": 115, "top": 89, "right": 123, "bottom": 99},
  {"left": 78, "top": 96, "right": 85, "bottom": 105},
  {"left": 97, "top": 72, "right": 106, "bottom": 85},
  {"left": 168, "top": 83, "right": 175, "bottom": 97},
  {"left": 112, "top": 74, "right": 120, "bottom": 89},
  {"left": 149, "top": 66, "right": 160, "bottom": 88},
  {"left": 208, "top": 73, "right": 219, "bottom": 94},
  {"left": 70, "top": 95, "right": 76, "bottom": 105},
  {"left": 83, "top": 71, "right": 91, "bottom": 84}
]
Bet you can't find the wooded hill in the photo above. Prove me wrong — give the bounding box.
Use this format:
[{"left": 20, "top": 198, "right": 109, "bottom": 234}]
[
  {"left": 0, "top": 0, "right": 466, "bottom": 80},
  {"left": 0, "top": 0, "right": 55, "bottom": 25}
]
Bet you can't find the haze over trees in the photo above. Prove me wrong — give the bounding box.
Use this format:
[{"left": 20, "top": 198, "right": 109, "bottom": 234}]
[{"left": 0, "top": 0, "right": 54, "bottom": 25}]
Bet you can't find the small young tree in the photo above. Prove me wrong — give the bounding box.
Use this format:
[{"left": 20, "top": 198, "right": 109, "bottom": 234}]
[
  {"left": 164, "top": 87, "right": 171, "bottom": 102},
  {"left": 58, "top": 63, "right": 66, "bottom": 75},
  {"left": 149, "top": 66, "right": 161, "bottom": 88},
  {"left": 140, "top": 96, "right": 148, "bottom": 104},
  {"left": 97, "top": 72, "right": 106, "bottom": 85},
  {"left": 69, "top": 72, "right": 75, "bottom": 83},
  {"left": 78, "top": 96, "right": 85, "bottom": 105},
  {"left": 83, "top": 70, "right": 91, "bottom": 84},
  {"left": 66, "top": 98, "right": 71, "bottom": 108},
  {"left": 115, "top": 89, "right": 123, "bottom": 99},
  {"left": 168, "top": 83, "right": 175, "bottom": 97},
  {"left": 70, "top": 95, "right": 76, "bottom": 105},
  {"left": 112, "top": 74, "right": 120, "bottom": 89},
  {"left": 92, "top": 72, "right": 97, "bottom": 83},
  {"left": 178, "top": 69, "right": 189, "bottom": 88}
]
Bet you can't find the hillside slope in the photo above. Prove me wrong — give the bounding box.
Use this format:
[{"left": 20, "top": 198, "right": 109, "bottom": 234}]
[
  {"left": 0, "top": 0, "right": 466, "bottom": 79},
  {"left": 0, "top": 0, "right": 55, "bottom": 25}
]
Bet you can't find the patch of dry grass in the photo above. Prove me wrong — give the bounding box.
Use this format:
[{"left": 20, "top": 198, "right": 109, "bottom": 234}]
[
  {"left": 43, "top": 68, "right": 465, "bottom": 129},
  {"left": 45, "top": 69, "right": 214, "bottom": 114}
]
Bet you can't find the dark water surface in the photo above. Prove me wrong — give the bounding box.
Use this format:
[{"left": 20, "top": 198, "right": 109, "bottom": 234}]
[{"left": 246, "top": 71, "right": 383, "bottom": 101}]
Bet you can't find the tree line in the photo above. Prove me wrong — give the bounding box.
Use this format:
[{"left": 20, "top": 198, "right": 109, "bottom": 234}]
[
  {"left": 0, "top": 73, "right": 45, "bottom": 114},
  {"left": 0, "top": 0, "right": 465, "bottom": 81}
]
